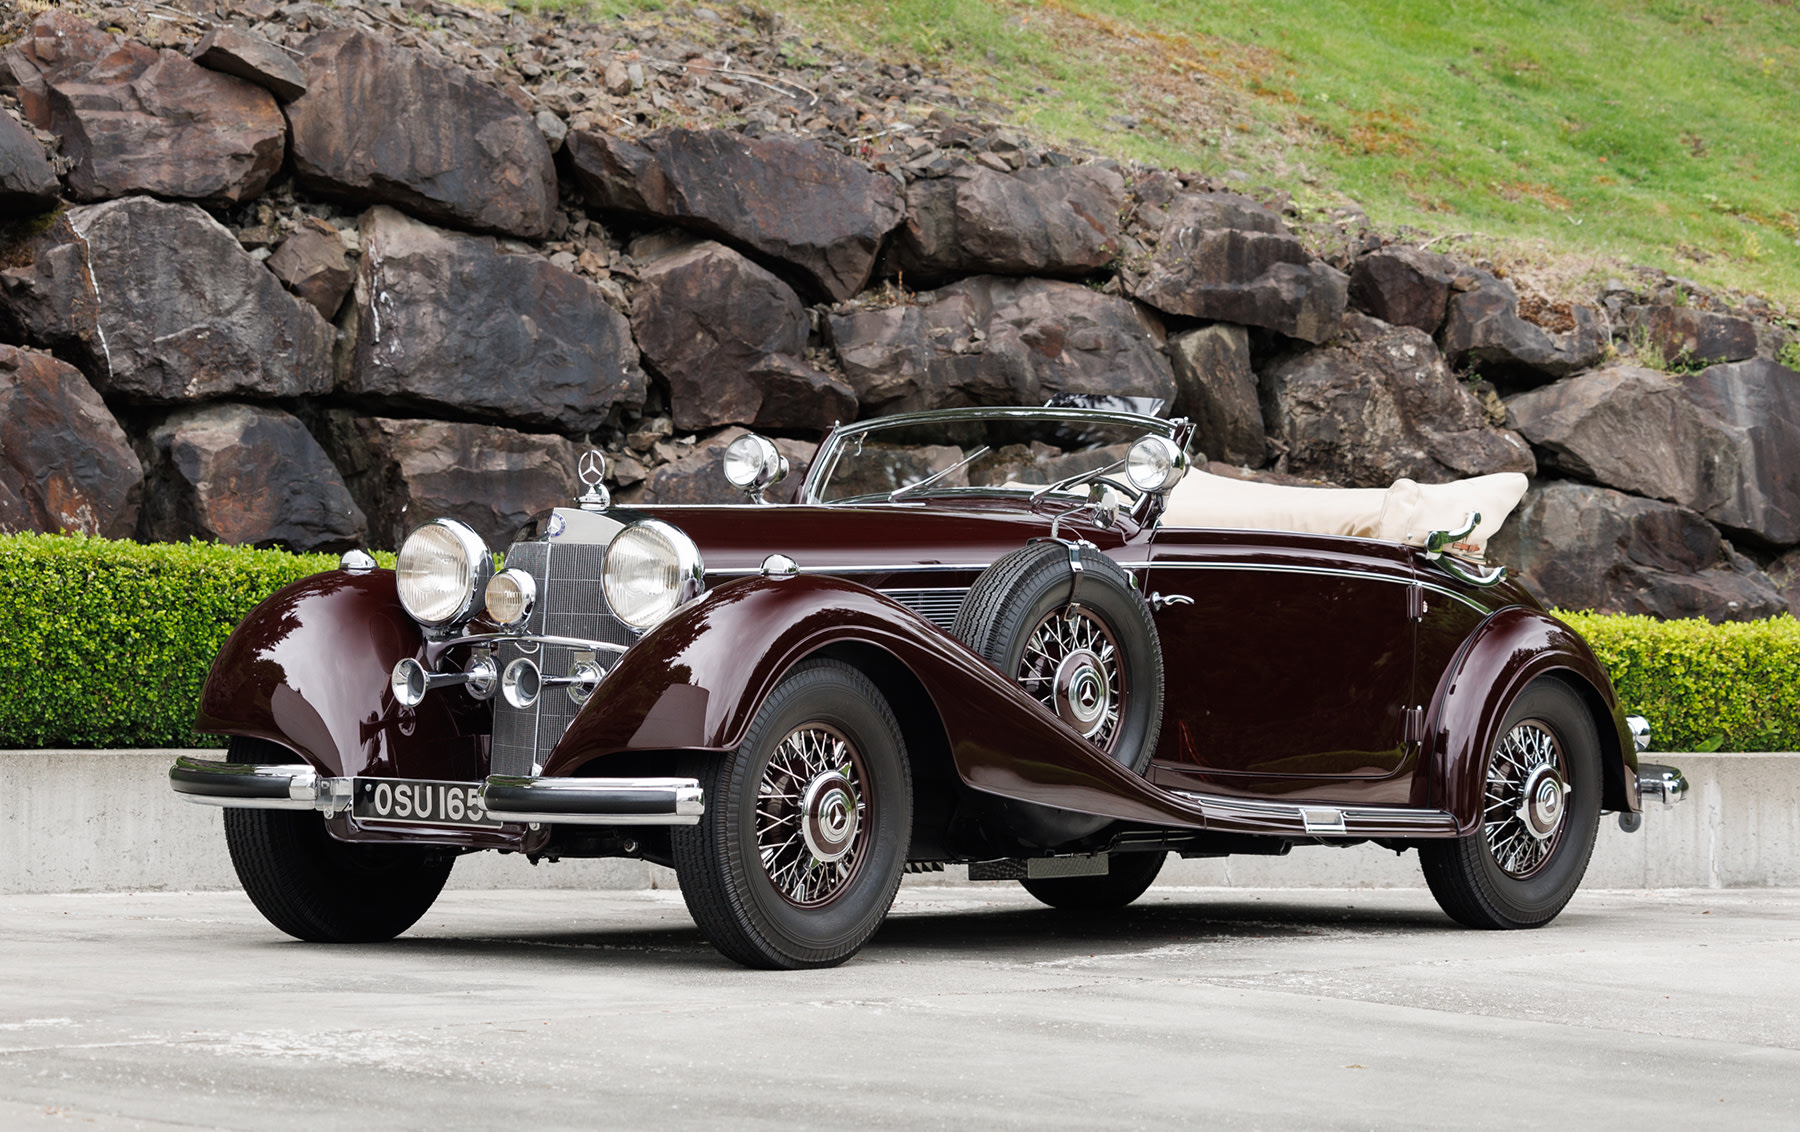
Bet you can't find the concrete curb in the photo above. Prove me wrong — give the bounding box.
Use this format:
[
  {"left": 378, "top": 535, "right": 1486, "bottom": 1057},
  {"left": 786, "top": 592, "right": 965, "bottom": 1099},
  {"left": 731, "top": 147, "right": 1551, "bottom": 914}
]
[{"left": 3, "top": 749, "right": 1796, "bottom": 894}]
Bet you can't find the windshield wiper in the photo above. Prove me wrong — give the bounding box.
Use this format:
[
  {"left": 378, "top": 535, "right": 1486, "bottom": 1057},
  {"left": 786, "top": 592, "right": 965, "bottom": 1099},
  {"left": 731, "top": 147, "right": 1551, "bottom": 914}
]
[{"left": 889, "top": 445, "right": 991, "bottom": 501}]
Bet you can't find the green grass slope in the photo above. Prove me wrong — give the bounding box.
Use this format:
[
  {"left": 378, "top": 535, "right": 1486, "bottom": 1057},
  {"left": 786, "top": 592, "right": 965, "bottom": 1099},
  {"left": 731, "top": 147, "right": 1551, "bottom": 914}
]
[{"left": 559, "top": 0, "right": 1800, "bottom": 306}]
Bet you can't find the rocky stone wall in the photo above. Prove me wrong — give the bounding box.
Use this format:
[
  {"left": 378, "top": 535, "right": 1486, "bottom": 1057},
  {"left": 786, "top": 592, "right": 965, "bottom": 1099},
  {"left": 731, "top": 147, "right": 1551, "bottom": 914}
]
[{"left": 3, "top": 1, "right": 1798, "bottom": 623}]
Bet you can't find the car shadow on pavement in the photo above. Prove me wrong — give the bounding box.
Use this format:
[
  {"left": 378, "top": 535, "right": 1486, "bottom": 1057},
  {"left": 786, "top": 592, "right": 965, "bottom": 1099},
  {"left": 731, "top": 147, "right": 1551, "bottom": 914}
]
[{"left": 365, "top": 892, "right": 1459, "bottom": 969}]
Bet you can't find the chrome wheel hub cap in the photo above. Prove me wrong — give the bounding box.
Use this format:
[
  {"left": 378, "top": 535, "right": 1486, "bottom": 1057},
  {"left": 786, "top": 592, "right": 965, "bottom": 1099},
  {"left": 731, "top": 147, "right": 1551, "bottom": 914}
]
[
  {"left": 755, "top": 724, "right": 870, "bottom": 907},
  {"left": 1017, "top": 608, "right": 1124, "bottom": 751},
  {"left": 800, "top": 770, "right": 860, "bottom": 863},
  {"left": 1483, "top": 719, "right": 1570, "bottom": 879},
  {"left": 1054, "top": 649, "right": 1111, "bottom": 737},
  {"left": 1519, "top": 764, "right": 1570, "bottom": 841}
]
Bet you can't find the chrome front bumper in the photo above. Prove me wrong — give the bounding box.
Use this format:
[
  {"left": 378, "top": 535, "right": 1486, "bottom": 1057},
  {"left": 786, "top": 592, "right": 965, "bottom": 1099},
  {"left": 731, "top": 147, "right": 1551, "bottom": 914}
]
[
  {"left": 169, "top": 757, "right": 703, "bottom": 826},
  {"left": 1637, "top": 762, "right": 1689, "bottom": 806},
  {"left": 480, "top": 775, "right": 703, "bottom": 826}
]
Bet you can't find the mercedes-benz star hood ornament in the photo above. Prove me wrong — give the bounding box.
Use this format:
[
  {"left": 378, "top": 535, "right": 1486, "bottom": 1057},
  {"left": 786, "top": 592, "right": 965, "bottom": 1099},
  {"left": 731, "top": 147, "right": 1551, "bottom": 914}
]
[{"left": 576, "top": 449, "right": 610, "bottom": 511}]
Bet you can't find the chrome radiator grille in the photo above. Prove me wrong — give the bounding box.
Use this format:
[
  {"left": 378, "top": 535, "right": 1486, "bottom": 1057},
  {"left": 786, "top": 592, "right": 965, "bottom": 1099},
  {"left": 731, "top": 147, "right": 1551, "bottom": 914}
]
[
  {"left": 879, "top": 588, "right": 969, "bottom": 633},
  {"left": 489, "top": 541, "right": 632, "bottom": 778}
]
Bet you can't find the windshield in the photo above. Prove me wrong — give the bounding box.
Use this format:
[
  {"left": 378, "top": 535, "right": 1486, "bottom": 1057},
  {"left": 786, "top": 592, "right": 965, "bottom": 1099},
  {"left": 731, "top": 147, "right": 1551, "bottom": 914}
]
[{"left": 808, "top": 409, "right": 1176, "bottom": 505}]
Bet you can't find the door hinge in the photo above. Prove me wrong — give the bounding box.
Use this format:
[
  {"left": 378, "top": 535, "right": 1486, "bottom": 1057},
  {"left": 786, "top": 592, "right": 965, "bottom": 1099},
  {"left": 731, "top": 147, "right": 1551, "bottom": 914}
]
[
  {"left": 1406, "top": 582, "right": 1428, "bottom": 621},
  {"left": 1402, "top": 706, "right": 1427, "bottom": 744}
]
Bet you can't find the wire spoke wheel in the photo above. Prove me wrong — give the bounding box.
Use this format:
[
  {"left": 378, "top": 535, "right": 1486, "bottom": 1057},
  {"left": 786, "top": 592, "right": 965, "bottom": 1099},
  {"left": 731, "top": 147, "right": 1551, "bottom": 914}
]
[
  {"left": 1482, "top": 719, "right": 1570, "bottom": 879},
  {"left": 1420, "top": 679, "right": 1602, "bottom": 931},
  {"left": 755, "top": 723, "right": 871, "bottom": 908},
  {"left": 672, "top": 659, "right": 911, "bottom": 969},
  {"left": 1016, "top": 606, "right": 1127, "bottom": 753}
]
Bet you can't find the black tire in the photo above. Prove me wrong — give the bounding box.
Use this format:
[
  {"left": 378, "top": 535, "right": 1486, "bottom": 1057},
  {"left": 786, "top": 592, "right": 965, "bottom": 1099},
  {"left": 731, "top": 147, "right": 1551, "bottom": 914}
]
[
  {"left": 1420, "top": 679, "right": 1602, "bottom": 930},
  {"left": 672, "top": 659, "right": 912, "bottom": 969},
  {"left": 952, "top": 542, "right": 1164, "bottom": 774},
  {"left": 1020, "top": 850, "right": 1167, "bottom": 911},
  {"left": 223, "top": 737, "right": 454, "bottom": 943}
]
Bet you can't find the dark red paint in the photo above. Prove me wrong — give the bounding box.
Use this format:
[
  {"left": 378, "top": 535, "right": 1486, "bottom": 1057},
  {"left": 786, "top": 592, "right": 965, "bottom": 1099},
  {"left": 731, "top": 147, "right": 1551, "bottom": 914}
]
[{"left": 194, "top": 497, "right": 1637, "bottom": 849}]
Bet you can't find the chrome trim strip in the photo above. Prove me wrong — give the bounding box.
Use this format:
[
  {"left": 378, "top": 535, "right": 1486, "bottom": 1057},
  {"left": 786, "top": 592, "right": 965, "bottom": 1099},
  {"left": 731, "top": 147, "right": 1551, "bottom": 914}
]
[
  {"left": 439, "top": 632, "right": 630, "bottom": 654},
  {"left": 708, "top": 563, "right": 996, "bottom": 578},
  {"left": 1171, "top": 788, "right": 1460, "bottom": 836},
  {"left": 480, "top": 775, "right": 705, "bottom": 826},
  {"left": 1145, "top": 560, "right": 1493, "bottom": 614}
]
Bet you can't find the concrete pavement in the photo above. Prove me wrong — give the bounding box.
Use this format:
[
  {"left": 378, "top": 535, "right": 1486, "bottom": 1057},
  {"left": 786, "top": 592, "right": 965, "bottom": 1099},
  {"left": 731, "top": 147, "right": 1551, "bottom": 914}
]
[{"left": 1, "top": 884, "right": 1796, "bottom": 1130}]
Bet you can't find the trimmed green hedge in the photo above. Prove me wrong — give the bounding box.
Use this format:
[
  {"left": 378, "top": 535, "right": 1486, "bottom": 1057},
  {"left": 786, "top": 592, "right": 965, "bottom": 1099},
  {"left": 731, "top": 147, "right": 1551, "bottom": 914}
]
[
  {"left": 0, "top": 533, "right": 389, "bottom": 749},
  {"left": 1556, "top": 611, "right": 1800, "bottom": 753},
  {"left": 3, "top": 533, "right": 1797, "bottom": 751}
]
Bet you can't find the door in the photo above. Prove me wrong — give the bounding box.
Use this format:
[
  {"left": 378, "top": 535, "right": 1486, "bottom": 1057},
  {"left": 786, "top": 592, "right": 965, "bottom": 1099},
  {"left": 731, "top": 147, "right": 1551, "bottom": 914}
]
[{"left": 1144, "top": 529, "right": 1418, "bottom": 803}]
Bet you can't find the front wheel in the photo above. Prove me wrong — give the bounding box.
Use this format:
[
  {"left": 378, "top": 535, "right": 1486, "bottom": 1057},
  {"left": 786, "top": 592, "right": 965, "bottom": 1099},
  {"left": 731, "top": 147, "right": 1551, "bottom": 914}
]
[
  {"left": 223, "top": 737, "right": 455, "bottom": 943},
  {"left": 1420, "top": 679, "right": 1602, "bottom": 929},
  {"left": 673, "top": 659, "right": 912, "bottom": 969}
]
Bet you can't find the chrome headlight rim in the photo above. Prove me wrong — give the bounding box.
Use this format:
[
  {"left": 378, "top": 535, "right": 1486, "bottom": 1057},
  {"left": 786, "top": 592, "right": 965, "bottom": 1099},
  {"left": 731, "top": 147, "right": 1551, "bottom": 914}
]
[
  {"left": 1126, "top": 434, "right": 1187, "bottom": 495},
  {"left": 395, "top": 518, "right": 493, "bottom": 627},
  {"left": 485, "top": 568, "right": 538, "bottom": 628},
  {"left": 602, "top": 518, "right": 706, "bottom": 633}
]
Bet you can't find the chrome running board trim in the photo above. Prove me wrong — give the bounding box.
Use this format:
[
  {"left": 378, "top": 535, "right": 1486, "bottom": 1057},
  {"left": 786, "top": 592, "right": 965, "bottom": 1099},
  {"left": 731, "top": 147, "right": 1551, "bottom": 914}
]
[{"left": 1170, "top": 789, "right": 1460, "bottom": 838}]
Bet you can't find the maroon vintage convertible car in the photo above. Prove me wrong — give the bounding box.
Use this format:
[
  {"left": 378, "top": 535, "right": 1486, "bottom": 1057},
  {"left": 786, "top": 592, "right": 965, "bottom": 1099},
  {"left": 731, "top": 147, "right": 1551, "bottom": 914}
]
[{"left": 172, "top": 404, "right": 1686, "bottom": 968}]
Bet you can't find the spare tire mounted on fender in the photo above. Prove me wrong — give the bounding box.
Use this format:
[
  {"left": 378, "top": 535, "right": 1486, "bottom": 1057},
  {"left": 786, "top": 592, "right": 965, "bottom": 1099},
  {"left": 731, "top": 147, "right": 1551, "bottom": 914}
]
[{"left": 952, "top": 541, "right": 1164, "bottom": 845}]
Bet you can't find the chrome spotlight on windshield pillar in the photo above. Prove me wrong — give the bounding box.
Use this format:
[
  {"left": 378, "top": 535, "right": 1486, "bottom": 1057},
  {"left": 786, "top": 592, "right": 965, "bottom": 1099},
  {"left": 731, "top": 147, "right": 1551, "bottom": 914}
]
[
  {"left": 722, "top": 433, "right": 789, "bottom": 504},
  {"left": 1125, "top": 434, "right": 1187, "bottom": 494}
]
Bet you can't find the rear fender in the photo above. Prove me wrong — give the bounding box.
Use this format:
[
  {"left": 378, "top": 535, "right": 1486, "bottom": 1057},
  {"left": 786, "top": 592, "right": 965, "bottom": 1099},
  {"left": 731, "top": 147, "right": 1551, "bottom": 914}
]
[
  {"left": 544, "top": 575, "right": 1207, "bottom": 829},
  {"left": 195, "top": 570, "right": 490, "bottom": 779},
  {"left": 1425, "top": 606, "right": 1636, "bottom": 835}
]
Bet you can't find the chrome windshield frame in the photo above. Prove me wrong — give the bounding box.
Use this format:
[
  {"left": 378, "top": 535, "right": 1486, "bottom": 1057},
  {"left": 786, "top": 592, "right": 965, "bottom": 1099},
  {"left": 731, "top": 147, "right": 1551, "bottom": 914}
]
[{"left": 802, "top": 406, "right": 1189, "bottom": 507}]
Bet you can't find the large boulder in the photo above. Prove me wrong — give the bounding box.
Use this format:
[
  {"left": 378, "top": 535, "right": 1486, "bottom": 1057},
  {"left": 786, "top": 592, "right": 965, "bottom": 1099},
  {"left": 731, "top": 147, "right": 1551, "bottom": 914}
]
[
  {"left": 1348, "top": 246, "right": 1458, "bottom": 334},
  {"left": 7, "top": 14, "right": 283, "bottom": 206},
  {"left": 321, "top": 414, "right": 578, "bottom": 551},
  {"left": 0, "top": 198, "right": 333, "bottom": 402},
  {"left": 0, "top": 112, "right": 60, "bottom": 215},
  {"left": 641, "top": 427, "right": 816, "bottom": 505},
  {"left": 188, "top": 26, "right": 307, "bottom": 103},
  {"left": 1623, "top": 304, "right": 1758, "bottom": 368},
  {"left": 1133, "top": 227, "right": 1348, "bottom": 344},
  {"left": 286, "top": 29, "right": 556, "bottom": 239},
  {"left": 140, "top": 403, "right": 365, "bottom": 552},
  {"left": 1440, "top": 269, "right": 1606, "bottom": 383},
  {"left": 1262, "top": 313, "right": 1536, "bottom": 487},
  {"left": 1167, "top": 324, "right": 1264, "bottom": 467},
  {"left": 890, "top": 164, "right": 1125, "bottom": 284},
  {"left": 343, "top": 207, "right": 643, "bottom": 432},
  {"left": 1678, "top": 358, "right": 1800, "bottom": 545},
  {"left": 1505, "top": 366, "right": 1741, "bottom": 516},
  {"left": 567, "top": 128, "right": 904, "bottom": 301},
  {"left": 1157, "top": 191, "right": 1288, "bottom": 235},
  {"left": 630, "top": 240, "right": 847, "bottom": 431},
  {"left": 1488, "top": 481, "right": 1786, "bottom": 623},
  {"left": 827, "top": 275, "right": 1176, "bottom": 415},
  {"left": 0, "top": 345, "right": 140, "bottom": 538}
]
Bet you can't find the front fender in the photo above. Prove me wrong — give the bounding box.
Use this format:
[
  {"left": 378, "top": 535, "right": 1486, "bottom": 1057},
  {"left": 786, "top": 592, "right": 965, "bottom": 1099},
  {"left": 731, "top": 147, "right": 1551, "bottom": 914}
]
[
  {"left": 544, "top": 575, "right": 1208, "bottom": 830},
  {"left": 1425, "top": 606, "right": 1636, "bottom": 835},
  {"left": 195, "top": 570, "right": 490, "bottom": 779}
]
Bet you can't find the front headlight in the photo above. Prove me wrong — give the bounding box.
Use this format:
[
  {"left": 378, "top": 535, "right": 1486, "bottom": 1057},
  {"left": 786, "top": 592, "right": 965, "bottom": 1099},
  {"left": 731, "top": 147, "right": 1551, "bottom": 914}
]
[
  {"left": 603, "top": 519, "right": 704, "bottom": 631},
  {"left": 395, "top": 518, "right": 492, "bottom": 626}
]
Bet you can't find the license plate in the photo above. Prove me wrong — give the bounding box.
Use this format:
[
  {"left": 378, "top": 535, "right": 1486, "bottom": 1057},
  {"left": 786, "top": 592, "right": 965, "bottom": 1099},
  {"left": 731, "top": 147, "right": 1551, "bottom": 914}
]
[{"left": 352, "top": 778, "right": 501, "bottom": 828}]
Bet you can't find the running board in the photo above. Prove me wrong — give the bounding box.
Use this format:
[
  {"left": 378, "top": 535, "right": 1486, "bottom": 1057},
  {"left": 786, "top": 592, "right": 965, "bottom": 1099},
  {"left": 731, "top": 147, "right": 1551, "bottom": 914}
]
[{"left": 1169, "top": 790, "right": 1460, "bottom": 839}]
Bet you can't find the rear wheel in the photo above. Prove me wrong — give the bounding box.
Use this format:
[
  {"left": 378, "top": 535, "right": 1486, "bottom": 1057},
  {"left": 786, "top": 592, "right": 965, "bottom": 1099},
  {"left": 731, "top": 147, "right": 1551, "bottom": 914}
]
[
  {"left": 223, "top": 737, "right": 454, "bottom": 943},
  {"left": 673, "top": 660, "right": 911, "bottom": 969},
  {"left": 1020, "top": 851, "right": 1167, "bottom": 911},
  {"left": 1420, "top": 680, "right": 1602, "bottom": 929}
]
